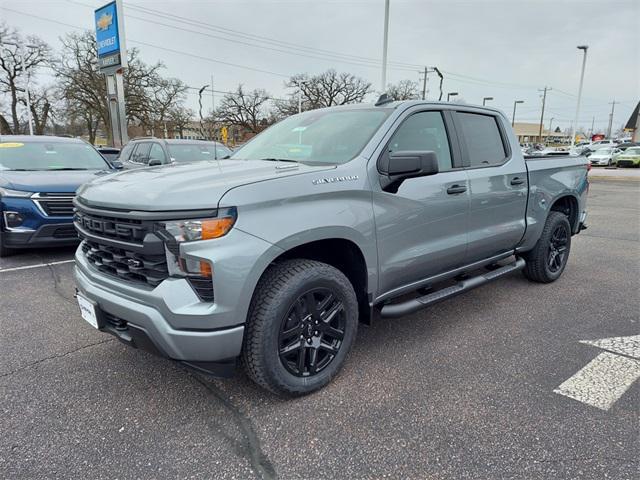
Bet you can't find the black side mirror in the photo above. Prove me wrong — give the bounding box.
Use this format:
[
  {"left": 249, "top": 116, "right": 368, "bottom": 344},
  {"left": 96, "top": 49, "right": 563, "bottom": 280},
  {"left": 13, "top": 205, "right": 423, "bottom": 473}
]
[
  {"left": 148, "top": 159, "right": 162, "bottom": 167},
  {"left": 379, "top": 150, "right": 439, "bottom": 193},
  {"left": 111, "top": 160, "right": 124, "bottom": 170}
]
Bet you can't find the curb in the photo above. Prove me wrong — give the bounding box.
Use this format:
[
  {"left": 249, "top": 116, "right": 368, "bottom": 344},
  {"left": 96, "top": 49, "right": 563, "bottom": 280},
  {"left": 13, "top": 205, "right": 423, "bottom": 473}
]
[{"left": 588, "top": 175, "right": 640, "bottom": 183}]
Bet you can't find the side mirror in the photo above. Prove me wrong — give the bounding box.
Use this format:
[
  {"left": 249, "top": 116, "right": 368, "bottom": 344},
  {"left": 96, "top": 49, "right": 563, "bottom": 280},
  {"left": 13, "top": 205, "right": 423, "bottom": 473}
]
[
  {"left": 148, "top": 159, "right": 162, "bottom": 167},
  {"left": 111, "top": 160, "right": 124, "bottom": 170},
  {"left": 379, "top": 150, "right": 439, "bottom": 193}
]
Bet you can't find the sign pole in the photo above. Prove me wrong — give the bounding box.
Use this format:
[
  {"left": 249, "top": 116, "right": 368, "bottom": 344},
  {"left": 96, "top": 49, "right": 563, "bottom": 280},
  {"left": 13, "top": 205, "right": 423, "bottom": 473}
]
[{"left": 95, "top": 0, "right": 128, "bottom": 147}]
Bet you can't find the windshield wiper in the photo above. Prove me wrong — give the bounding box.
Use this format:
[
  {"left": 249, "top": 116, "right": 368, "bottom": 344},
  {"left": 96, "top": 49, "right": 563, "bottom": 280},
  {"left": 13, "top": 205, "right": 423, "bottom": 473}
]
[
  {"left": 6, "top": 168, "right": 40, "bottom": 171},
  {"left": 48, "top": 167, "right": 89, "bottom": 171}
]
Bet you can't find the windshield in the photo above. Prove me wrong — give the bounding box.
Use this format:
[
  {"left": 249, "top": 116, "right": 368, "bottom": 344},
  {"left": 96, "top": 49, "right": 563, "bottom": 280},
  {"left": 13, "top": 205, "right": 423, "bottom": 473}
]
[
  {"left": 624, "top": 147, "right": 640, "bottom": 155},
  {"left": 231, "top": 108, "right": 392, "bottom": 165},
  {"left": 0, "top": 141, "right": 109, "bottom": 171},
  {"left": 595, "top": 148, "right": 612, "bottom": 154},
  {"left": 167, "top": 143, "right": 232, "bottom": 163}
]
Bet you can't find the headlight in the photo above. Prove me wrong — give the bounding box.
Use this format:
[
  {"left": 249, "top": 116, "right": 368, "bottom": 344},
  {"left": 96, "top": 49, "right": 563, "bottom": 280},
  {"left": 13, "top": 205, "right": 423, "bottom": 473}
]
[
  {"left": 160, "top": 208, "right": 237, "bottom": 243},
  {"left": 0, "top": 187, "right": 33, "bottom": 198},
  {"left": 156, "top": 208, "right": 237, "bottom": 279}
]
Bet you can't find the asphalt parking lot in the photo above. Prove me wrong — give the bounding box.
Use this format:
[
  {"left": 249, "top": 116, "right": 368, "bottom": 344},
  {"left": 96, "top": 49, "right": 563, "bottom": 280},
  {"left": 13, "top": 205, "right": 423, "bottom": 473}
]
[{"left": 0, "top": 180, "right": 638, "bottom": 480}]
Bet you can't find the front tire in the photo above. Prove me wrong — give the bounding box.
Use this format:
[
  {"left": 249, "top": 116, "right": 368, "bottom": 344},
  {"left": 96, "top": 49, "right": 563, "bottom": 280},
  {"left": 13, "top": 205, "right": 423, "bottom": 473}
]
[
  {"left": 522, "top": 211, "right": 572, "bottom": 283},
  {"left": 243, "top": 259, "right": 358, "bottom": 396}
]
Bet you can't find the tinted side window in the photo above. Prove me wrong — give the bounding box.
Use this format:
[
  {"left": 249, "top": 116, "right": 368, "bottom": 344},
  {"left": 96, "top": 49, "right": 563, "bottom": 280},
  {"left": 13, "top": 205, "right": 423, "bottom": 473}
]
[
  {"left": 456, "top": 113, "right": 506, "bottom": 167},
  {"left": 133, "top": 143, "right": 151, "bottom": 164},
  {"left": 149, "top": 143, "right": 166, "bottom": 163},
  {"left": 119, "top": 143, "right": 134, "bottom": 161},
  {"left": 387, "top": 111, "right": 452, "bottom": 171}
]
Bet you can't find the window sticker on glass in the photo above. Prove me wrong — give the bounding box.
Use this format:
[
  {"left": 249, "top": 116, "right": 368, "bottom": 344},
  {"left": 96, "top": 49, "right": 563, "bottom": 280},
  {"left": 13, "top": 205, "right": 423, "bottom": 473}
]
[{"left": 0, "top": 142, "right": 25, "bottom": 148}]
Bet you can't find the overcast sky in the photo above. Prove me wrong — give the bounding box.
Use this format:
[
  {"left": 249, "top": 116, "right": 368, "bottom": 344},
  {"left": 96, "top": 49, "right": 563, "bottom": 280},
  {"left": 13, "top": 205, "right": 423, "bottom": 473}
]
[{"left": 2, "top": 0, "right": 639, "bottom": 133}]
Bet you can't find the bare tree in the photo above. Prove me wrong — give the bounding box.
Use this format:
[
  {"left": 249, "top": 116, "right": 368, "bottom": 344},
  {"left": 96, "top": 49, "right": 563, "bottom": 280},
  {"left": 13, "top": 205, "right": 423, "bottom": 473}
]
[
  {"left": 288, "top": 69, "right": 371, "bottom": 110},
  {"left": 19, "top": 86, "right": 56, "bottom": 135},
  {"left": 215, "top": 85, "right": 271, "bottom": 134},
  {"left": 0, "top": 22, "right": 51, "bottom": 133},
  {"left": 168, "top": 104, "right": 194, "bottom": 139},
  {"left": 386, "top": 79, "right": 420, "bottom": 101}
]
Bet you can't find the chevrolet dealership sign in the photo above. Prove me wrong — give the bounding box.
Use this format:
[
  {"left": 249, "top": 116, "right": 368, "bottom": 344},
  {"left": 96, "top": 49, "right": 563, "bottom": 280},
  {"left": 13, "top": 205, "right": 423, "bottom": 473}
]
[{"left": 94, "top": 0, "right": 127, "bottom": 72}]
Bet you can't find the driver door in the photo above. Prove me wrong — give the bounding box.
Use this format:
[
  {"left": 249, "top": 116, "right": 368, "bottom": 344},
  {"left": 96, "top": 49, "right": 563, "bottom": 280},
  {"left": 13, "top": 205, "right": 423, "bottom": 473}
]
[{"left": 372, "top": 110, "right": 470, "bottom": 297}]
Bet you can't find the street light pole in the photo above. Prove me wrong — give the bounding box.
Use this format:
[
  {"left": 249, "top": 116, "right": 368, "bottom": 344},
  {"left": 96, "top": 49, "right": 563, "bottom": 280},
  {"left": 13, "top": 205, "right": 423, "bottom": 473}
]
[
  {"left": 571, "top": 45, "right": 588, "bottom": 147},
  {"left": 512, "top": 100, "right": 524, "bottom": 127},
  {"left": 447, "top": 92, "right": 458, "bottom": 102},
  {"left": 483, "top": 97, "right": 493, "bottom": 106},
  {"left": 381, "top": 0, "right": 390, "bottom": 91}
]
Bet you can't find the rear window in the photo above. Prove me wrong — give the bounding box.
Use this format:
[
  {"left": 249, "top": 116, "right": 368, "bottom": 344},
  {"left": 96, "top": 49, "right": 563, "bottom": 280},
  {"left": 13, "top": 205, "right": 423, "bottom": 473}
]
[
  {"left": 456, "top": 113, "right": 507, "bottom": 167},
  {"left": 167, "top": 144, "right": 232, "bottom": 163},
  {"left": 0, "top": 141, "right": 109, "bottom": 171}
]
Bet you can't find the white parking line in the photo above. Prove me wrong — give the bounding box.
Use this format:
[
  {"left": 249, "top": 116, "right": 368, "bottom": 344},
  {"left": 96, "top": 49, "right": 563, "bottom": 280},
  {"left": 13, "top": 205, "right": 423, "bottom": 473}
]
[
  {"left": 0, "top": 259, "right": 75, "bottom": 273},
  {"left": 580, "top": 335, "right": 640, "bottom": 359},
  {"left": 554, "top": 352, "right": 640, "bottom": 411}
]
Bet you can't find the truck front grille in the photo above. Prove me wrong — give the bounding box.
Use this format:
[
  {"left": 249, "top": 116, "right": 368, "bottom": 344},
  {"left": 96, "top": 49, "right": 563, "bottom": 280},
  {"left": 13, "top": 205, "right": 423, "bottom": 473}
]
[
  {"left": 81, "top": 239, "right": 169, "bottom": 287},
  {"left": 74, "top": 203, "right": 214, "bottom": 300},
  {"left": 33, "top": 193, "right": 75, "bottom": 217}
]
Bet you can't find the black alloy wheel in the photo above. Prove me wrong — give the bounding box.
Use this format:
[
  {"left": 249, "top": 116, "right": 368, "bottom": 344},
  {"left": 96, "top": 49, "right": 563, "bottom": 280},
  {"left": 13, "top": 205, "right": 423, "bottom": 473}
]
[
  {"left": 547, "top": 224, "right": 569, "bottom": 273},
  {"left": 278, "top": 288, "right": 346, "bottom": 377}
]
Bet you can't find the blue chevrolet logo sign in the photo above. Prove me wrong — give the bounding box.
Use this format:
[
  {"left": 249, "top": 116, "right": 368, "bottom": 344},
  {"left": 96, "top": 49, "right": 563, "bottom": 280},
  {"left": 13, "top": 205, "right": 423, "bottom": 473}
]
[{"left": 94, "top": 1, "right": 120, "bottom": 58}]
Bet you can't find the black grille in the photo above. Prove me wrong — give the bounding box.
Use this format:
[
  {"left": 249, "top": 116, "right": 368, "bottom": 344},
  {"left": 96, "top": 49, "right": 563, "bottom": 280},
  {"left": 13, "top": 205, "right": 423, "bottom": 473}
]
[
  {"left": 81, "top": 239, "right": 168, "bottom": 287},
  {"left": 187, "top": 276, "right": 215, "bottom": 302},
  {"left": 35, "top": 194, "right": 75, "bottom": 217},
  {"left": 52, "top": 225, "right": 78, "bottom": 239},
  {"left": 74, "top": 210, "right": 147, "bottom": 244}
]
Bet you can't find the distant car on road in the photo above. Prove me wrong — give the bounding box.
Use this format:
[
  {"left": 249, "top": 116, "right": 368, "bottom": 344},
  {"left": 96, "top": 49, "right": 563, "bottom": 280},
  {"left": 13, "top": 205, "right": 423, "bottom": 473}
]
[
  {"left": 0, "top": 135, "right": 118, "bottom": 257},
  {"left": 588, "top": 147, "right": 621, "bottom": 166},
  {"left": 118, "top": 138, "right": 232, "bottom": 169},
  {"left": 614, "top": 146, "right": 640, "bottom": 168}
]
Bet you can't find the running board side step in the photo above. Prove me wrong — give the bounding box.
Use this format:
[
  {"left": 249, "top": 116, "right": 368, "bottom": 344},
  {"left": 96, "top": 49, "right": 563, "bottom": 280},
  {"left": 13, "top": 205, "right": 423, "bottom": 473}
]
[{"left": 379, "top": 257, "right": 526, "bottom": 319}]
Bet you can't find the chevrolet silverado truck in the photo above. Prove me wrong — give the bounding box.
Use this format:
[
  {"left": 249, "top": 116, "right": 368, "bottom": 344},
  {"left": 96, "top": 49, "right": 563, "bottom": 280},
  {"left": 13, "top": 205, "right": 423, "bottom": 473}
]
[{"left": 73, "top": 100, "right": 588, "bottom": 396}]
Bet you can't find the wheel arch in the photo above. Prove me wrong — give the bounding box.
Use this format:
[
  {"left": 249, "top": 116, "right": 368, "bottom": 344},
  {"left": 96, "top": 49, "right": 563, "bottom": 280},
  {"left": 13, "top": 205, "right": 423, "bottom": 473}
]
[
  {"left": 248, "top": 233, "right": 373, "bottom": 325},
  {"left": 549, "top": 194, "right": 580, "bottom": 233}
]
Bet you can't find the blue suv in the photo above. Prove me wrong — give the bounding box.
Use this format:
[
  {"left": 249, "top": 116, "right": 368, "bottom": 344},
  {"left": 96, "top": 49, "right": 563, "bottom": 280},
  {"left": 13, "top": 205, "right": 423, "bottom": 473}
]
[{"left": 0, "top": 136, "right": 118, "bottom": 257}]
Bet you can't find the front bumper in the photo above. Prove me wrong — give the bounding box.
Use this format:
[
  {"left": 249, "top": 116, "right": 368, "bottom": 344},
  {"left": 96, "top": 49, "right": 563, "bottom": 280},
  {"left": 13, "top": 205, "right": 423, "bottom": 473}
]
[
  {"left": 2, "top": 222, "right": 78, "bottom": 248},
  {"left": 74, "top": 259, "right": 245, "bottom": 374}
]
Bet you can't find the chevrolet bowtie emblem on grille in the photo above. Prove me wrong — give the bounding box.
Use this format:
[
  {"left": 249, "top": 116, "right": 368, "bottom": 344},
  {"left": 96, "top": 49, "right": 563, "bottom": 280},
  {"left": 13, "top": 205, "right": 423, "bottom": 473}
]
[
  {"left": 126, "top": 258, "right": 143, "bottom": 269},
  {"left": 96, "top": 12, "right": 113, "bottom": 31}
]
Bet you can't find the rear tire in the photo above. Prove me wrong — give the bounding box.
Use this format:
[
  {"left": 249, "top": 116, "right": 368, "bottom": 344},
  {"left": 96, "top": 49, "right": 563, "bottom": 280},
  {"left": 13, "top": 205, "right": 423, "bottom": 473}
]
[
  {"left": 522, "top": 211, "right": 572, "bottom": 283},
  {"left": 243, "top": 259, "right": 358, "bottom": 396}
]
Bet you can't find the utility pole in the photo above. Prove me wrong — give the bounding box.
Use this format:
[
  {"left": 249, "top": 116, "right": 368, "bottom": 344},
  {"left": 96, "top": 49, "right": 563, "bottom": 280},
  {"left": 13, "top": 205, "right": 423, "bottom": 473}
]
[
  {"left": 538, "top": 86, "right": 551, "bottom": 143},
  {"left": 381, "top": 0, "right": 390, "bottom": 91},
  {"left": 421, "top": 66, "right": 428, "bottom": 100},
  {"left": 571, "top": 45, "right": 588, "bottom": 147},
  {"left": 607, "top": 100, "right": 617, "bottom": 138}
]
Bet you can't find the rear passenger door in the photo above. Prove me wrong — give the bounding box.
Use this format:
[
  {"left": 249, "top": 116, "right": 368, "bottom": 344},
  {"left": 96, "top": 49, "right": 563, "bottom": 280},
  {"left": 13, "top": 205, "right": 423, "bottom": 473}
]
[{"left": 453, "top": 110, "right": 528, "bottom": 263}]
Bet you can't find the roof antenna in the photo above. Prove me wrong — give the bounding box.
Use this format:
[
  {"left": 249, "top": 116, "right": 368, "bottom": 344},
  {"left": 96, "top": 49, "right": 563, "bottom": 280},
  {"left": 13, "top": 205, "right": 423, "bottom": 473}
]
[{"left": 375, "top": 93, "right": 393, "bottom": 106}]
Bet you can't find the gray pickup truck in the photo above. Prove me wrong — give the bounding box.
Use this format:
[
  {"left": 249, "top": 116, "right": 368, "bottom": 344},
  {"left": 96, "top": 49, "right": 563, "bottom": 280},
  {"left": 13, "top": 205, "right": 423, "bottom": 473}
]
[{"left": 73, "top": 100, "right": 588, "bottom": 396}]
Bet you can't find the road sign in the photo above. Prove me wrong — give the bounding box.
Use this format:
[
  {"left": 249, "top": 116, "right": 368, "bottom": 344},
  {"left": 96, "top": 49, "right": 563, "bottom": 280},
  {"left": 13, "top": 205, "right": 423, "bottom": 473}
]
[
  {"left": 221, "top": 126, "right": 228, "bottom": 144},
  {"left": 554, "top": 335, "right": 640, "bottom": 410}
]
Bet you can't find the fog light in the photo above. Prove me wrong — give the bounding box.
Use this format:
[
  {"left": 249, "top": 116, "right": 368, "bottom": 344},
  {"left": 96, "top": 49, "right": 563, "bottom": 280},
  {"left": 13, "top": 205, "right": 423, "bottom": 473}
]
[{"left": 3, "top": 211, "right": 24, "bottom": 229}]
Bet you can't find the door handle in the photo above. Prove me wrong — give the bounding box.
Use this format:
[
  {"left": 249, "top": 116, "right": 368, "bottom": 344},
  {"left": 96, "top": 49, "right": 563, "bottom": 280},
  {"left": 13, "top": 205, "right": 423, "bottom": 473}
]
[
  {"left": 510, "top": 177, "right": 525, "bottom": 186},
  {"left": 446, "top": 184, "right": 467, "bottom": 194}
]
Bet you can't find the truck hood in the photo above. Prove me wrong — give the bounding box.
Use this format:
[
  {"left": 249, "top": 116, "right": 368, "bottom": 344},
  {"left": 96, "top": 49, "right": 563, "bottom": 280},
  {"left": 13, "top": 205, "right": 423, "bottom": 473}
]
[
  {"left": 0, "top": 169, "right": 113, "bottom": 193},
  {"left": 77, "top": 159, "right": 333, "bottom": 210}
]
